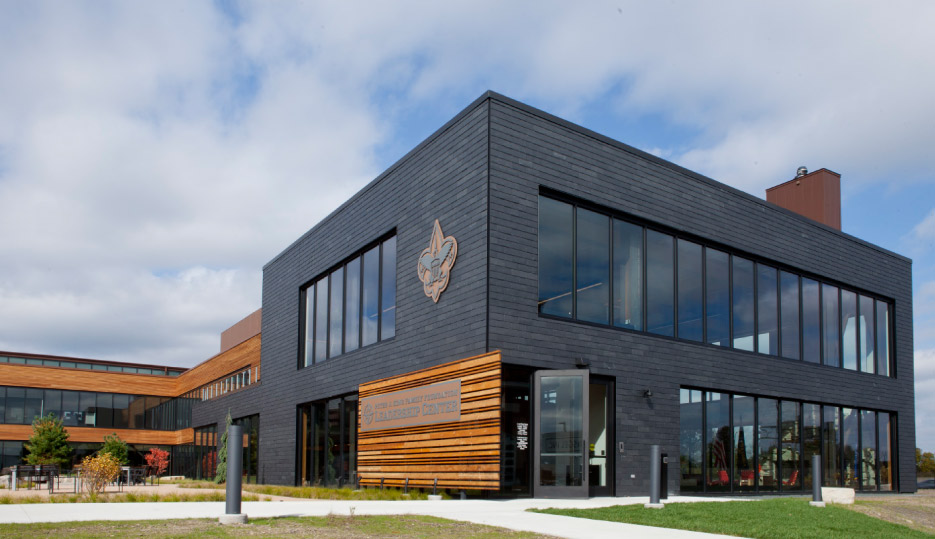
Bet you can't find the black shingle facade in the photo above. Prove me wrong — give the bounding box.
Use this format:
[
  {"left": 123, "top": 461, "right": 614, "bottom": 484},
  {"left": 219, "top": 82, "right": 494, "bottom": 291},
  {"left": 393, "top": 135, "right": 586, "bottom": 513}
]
[{"left": 193, "top": 92, "right": 915, "bottom": 495}]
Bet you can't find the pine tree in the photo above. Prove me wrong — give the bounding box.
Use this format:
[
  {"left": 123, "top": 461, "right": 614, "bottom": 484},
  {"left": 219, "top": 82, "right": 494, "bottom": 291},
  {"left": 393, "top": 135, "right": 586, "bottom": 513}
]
[
  {"left": 215, "top": 410, "right": 233, "bottom": 484},
  {"left": 24, "top": 413, "right": 72, "bottom": 468}
]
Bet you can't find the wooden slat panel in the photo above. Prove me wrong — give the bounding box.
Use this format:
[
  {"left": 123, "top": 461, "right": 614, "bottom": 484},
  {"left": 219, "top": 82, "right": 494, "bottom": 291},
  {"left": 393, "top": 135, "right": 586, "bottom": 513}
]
[
  {"left": 0, "top": 364, "right": 178, "bottom": 396},
  {"left": 0, "top": 334, "right": 260, "bottom": 398},
  {"left": 0, "top": 424, "right": 193, "bottom": 445},
  {"left": 357, "top": 351, "right": 501, "bottom": 491},
  {"left": 174, "top": 334, "right": 261, "bottom": 394}
]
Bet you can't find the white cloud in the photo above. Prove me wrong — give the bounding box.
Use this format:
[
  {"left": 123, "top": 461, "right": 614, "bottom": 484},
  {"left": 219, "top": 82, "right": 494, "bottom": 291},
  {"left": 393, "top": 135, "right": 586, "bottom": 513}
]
[{"left": 0, "top": 0, "right": 934, "bottom": 368}]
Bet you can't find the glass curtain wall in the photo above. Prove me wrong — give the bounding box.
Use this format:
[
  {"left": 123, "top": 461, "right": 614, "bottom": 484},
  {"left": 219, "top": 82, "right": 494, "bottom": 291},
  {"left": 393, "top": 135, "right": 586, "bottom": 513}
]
[
  {"left": 679, "top": 389, "right": 894, "bottom": 493},
  {"left": 0, "top": 386, "right": 189, "bottom": 430},
  {"left": 537, "top": 195, "right": 895, "bottom": 376}
]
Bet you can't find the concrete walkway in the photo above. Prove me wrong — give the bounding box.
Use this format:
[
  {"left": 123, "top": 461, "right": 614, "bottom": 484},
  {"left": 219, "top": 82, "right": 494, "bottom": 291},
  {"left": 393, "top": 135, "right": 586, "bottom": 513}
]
[{"left": 0, "top": 496, "right": 746, "bottom": 538}]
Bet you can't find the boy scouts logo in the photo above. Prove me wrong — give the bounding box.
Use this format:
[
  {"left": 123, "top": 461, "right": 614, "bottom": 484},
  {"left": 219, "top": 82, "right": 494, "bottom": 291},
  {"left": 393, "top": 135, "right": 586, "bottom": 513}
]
[{"left": 417, "top": 219, "right": 457, "bottom": 303}]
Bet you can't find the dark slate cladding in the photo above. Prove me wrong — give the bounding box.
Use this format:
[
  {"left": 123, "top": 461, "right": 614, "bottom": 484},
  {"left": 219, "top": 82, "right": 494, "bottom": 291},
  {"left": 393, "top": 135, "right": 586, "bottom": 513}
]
[
  {"left": 195, "top": 91, "right": 913, "bottom": 493},
  {"left": 485, "top": 94, "right": 914, "bottom": 495},
  {"left": 252, "top": 98, "right": 490, "bottom": 486}
]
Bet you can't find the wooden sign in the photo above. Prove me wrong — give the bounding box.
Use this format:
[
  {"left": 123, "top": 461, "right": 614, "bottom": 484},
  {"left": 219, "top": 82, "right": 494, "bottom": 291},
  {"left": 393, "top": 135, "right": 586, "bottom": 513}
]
[
  {"left": 360, "top": 379, "right": 461, "bottom": 432},
  {"left": 357, "top": 351, "right": 501, "bottom": 490}
]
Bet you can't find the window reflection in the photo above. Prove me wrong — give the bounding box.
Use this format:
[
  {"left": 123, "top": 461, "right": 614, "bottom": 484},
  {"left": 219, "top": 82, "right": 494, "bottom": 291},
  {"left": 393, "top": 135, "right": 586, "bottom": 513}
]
[
  {"left": 757, "top": 398, "right": 779, "bottom": 491},
  {"left": 315, "top": 275, "right": 329, "bottom": 360},
  {"left": 732, "top": 257, "right": 755, "bottom": 351},
  {"left": 802, "top": 278, "right": 821, "bottom": 363},
  {"left": 757, "top": 265, "right": 778, "bottom": 355},
  {"left": 822, "top": 285, "right": 840, "bottom": 367},
  {"left": 613, "top": 220, "right": 642, "bottom": 330},
  {"left": 677, "top": 240, "right": 703, "bottom": 342},
  {"left": 876, "top": 300, "right": 890, "bottom": 376},
  {"left": 646, "top": 230, "right": 674, "bottom": 337},
  {"left": 301, "top": 235, "right": 396, "bottom": 366},
  {"left": 733, "top": 395, "right": 755, "bottom": 491},
  {"left": 679, "top": 389, "right": 704, "bottom": 492},
  {"left": 534, "top": 195, "right": 895, "bottom": 378},
  {"left": 841, "top": 290, "right": 857, "bottom": 370},
  {"left": 362, "top": 245, "right": 380, "bottom": 347},
  {"left": 538, "top": 197, "right": 574, "bottom": 317},
  {"left": 679, "top": 389, "right": 895, "bottom": 493},
  {"left": 705, "top": 392, "right": 731, "bottom": 492},
  {"left": 781, "top": 401, "right": 801, "bottom": 490},
  {"left": 575, "top": 208, "right": 610, "bottom": 324},
  {"left": 859, "top": 295, "right": 875, "bottom": 373},
  {"left": 381, "top": 237, "right": 396, "bottom": 340},
  {"left": 780, "top": 272, "right": 800, "bottom": 360},
  {"left": 705, "top": 249, "right": 730, "bottom": 347},
  {"left": 345, "top": 257, "right": 360, "bottom": 353}
]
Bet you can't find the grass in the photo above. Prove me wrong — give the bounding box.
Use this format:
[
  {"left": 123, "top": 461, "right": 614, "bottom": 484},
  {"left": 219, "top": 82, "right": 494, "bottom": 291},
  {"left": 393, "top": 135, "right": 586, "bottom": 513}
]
[
  {"left": 0, "top": 514, "right": 549, "bottom": 538},
  {"left": 243, "top": 483, "right": 441, "bottom": 500},
  {"left": 533, "top": 497, "right": 929, "bottom": 538},
  {"left": 0, "top": 491, "right": 263, "bottom": 504},
  {"left": 164, "top": 479, "right": 441, "bottom": 500}
]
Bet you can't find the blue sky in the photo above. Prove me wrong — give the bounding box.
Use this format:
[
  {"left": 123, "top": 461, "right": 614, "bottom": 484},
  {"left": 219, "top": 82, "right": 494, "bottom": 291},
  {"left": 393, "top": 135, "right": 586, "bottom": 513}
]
[{"left": 0, "top": 1, "right": 933, "bottom": 450}]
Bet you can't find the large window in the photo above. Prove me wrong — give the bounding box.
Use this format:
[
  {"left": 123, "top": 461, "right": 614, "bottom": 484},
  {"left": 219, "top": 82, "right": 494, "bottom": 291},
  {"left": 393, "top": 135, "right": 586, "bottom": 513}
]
[
  {"left": 302, "top": 235, "right": 396, "bottom": 367},
  {"left": 679, "top": 388, "right": 896, "bottom": 493},
  {"left": 298, "top": 394, "right": 358, "bottom": 487},
  {"left": 0, "top": 386, "right": 188, "bottom": 430},
  {"left": 537, "top": 195, "right": 895, "bottom": 377}
]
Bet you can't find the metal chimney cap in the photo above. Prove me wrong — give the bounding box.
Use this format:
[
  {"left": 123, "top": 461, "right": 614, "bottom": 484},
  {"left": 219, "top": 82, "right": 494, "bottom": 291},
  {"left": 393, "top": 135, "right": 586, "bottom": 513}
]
[{"left": 796, "top": 166, "right": 808, "bottom": 177}]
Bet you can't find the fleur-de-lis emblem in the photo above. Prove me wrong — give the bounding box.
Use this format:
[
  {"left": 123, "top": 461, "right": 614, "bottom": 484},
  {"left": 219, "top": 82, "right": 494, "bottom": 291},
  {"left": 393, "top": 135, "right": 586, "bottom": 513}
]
[{"left": 417, "top": 220, "right": 457, "bottom": 303}]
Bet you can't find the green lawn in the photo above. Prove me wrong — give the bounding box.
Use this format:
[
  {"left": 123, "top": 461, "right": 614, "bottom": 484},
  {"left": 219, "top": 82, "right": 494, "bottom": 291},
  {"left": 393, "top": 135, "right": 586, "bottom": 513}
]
[
  {"left": 533, "top": 498, "right": 928, "bottom": 538},
  {"left": 0, "top": 515, "right": 549, "bottom": 538}
]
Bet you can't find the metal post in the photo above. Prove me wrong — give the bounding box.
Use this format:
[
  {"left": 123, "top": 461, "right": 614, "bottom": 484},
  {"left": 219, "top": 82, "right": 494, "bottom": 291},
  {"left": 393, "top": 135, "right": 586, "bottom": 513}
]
[
  {"left": 220, "top": 424, "right": 247, "bottom": 524},
  {"left": 810, "top": 454, "right": 825, "bottom": 507},
  {"left": 404, "top": 478, "right": 409, "bottom": 494},
  {"left": 645, "top": 445, "right": 663, "bottom": 508},
  {"left": 11, "top": 466, "right": 16, "bottom": 492}
]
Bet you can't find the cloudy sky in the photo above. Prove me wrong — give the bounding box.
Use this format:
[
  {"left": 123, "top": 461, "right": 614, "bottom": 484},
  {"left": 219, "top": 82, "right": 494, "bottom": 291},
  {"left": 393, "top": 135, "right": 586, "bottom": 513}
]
[{"left": 1, "top": 1, "right": 933, "bottom": 448}]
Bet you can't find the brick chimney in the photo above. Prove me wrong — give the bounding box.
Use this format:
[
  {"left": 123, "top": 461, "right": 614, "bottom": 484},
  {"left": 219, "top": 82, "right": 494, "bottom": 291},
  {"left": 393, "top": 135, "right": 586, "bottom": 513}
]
[{"left": 766, "top": 167, "right": 841, "bottom": 230}]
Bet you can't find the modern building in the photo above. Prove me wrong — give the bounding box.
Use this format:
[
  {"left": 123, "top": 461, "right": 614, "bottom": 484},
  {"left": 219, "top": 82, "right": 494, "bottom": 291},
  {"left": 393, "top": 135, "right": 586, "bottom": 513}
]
[{"left": 0, "top": 92, "right": 914, "bottom": 496}]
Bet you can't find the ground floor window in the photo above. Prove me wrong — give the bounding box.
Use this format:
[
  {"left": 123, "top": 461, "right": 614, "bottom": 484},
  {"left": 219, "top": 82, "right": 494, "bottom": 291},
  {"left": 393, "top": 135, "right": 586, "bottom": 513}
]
[
  {"left": 0, "top": 440, "right": 25, "bottom": 470},
  {"left": 234, "top": 414, "right": 260, "bottom": 484},
  {"left": 298, "top": 394, "right": 357, "bottom": 487},
  {"left": 680, "top": 388, "right": 895, "bottom": 493},
  {"left": 193, "top": 424, "right": 218, "bottom": 480}
]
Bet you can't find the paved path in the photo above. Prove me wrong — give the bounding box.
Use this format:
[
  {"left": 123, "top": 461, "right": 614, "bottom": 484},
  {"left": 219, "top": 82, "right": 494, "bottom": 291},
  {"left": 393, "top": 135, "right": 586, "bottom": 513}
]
[{"left": 0, "top": 496, "right": 746, "bottom": 538}]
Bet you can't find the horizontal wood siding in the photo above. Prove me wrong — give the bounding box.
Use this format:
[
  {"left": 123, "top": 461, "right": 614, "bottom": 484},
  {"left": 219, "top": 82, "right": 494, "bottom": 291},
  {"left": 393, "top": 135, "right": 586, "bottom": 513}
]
[
  {"left": 357, "top": 351, "right": 501, "bottom": 490},
  {"left": 175, "top": 334, "right": 261, "bottom": 394},
  {"left": 0, "top": 424, "right": 194, "bottom": 445},
  {"left": 0, "top": 365, "right": 178, "bottom": 396}
]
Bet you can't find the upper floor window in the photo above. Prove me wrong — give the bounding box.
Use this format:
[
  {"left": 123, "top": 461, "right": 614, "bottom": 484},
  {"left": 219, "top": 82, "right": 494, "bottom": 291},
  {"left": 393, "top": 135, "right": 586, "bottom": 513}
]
[
  {"left": 301, "top": 234, "right": 396, "bottom": 367},
  {"left": 537, "top": 194, "right": 894, "bottom": 377}
]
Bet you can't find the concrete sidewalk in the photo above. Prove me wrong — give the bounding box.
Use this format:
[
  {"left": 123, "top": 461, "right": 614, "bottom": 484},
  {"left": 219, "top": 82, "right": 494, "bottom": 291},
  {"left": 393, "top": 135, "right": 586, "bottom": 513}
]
[{"left": 0, "top": 496, "right": 745, "bottom": 538}]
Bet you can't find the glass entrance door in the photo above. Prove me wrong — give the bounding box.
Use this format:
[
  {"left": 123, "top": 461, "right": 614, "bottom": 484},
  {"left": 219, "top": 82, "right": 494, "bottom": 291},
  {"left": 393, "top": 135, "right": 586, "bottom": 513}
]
[
  {"left": 588, "top": 378, "right": 614, "bottom": 497},
  {"left": 534, "top": 369, "right": 589, "bottom": 498}
]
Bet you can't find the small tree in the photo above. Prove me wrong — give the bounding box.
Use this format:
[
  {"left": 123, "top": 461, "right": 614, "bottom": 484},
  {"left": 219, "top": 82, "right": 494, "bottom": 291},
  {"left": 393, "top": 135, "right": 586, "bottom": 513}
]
[
  {"left": 79, "top": 453, "right": 120, "bottom": 496},
  {"left": 145, "top": 448, "right": 170, "bottom": 484},
  {"left": 99, "top": 433, "right": 129, "bottom": 465},
  {"left": 24, "top": 413, "right": 71, "bottom": 468},
  {"left": 215, "top": 411, "right": 233, "bottom": 484}
]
